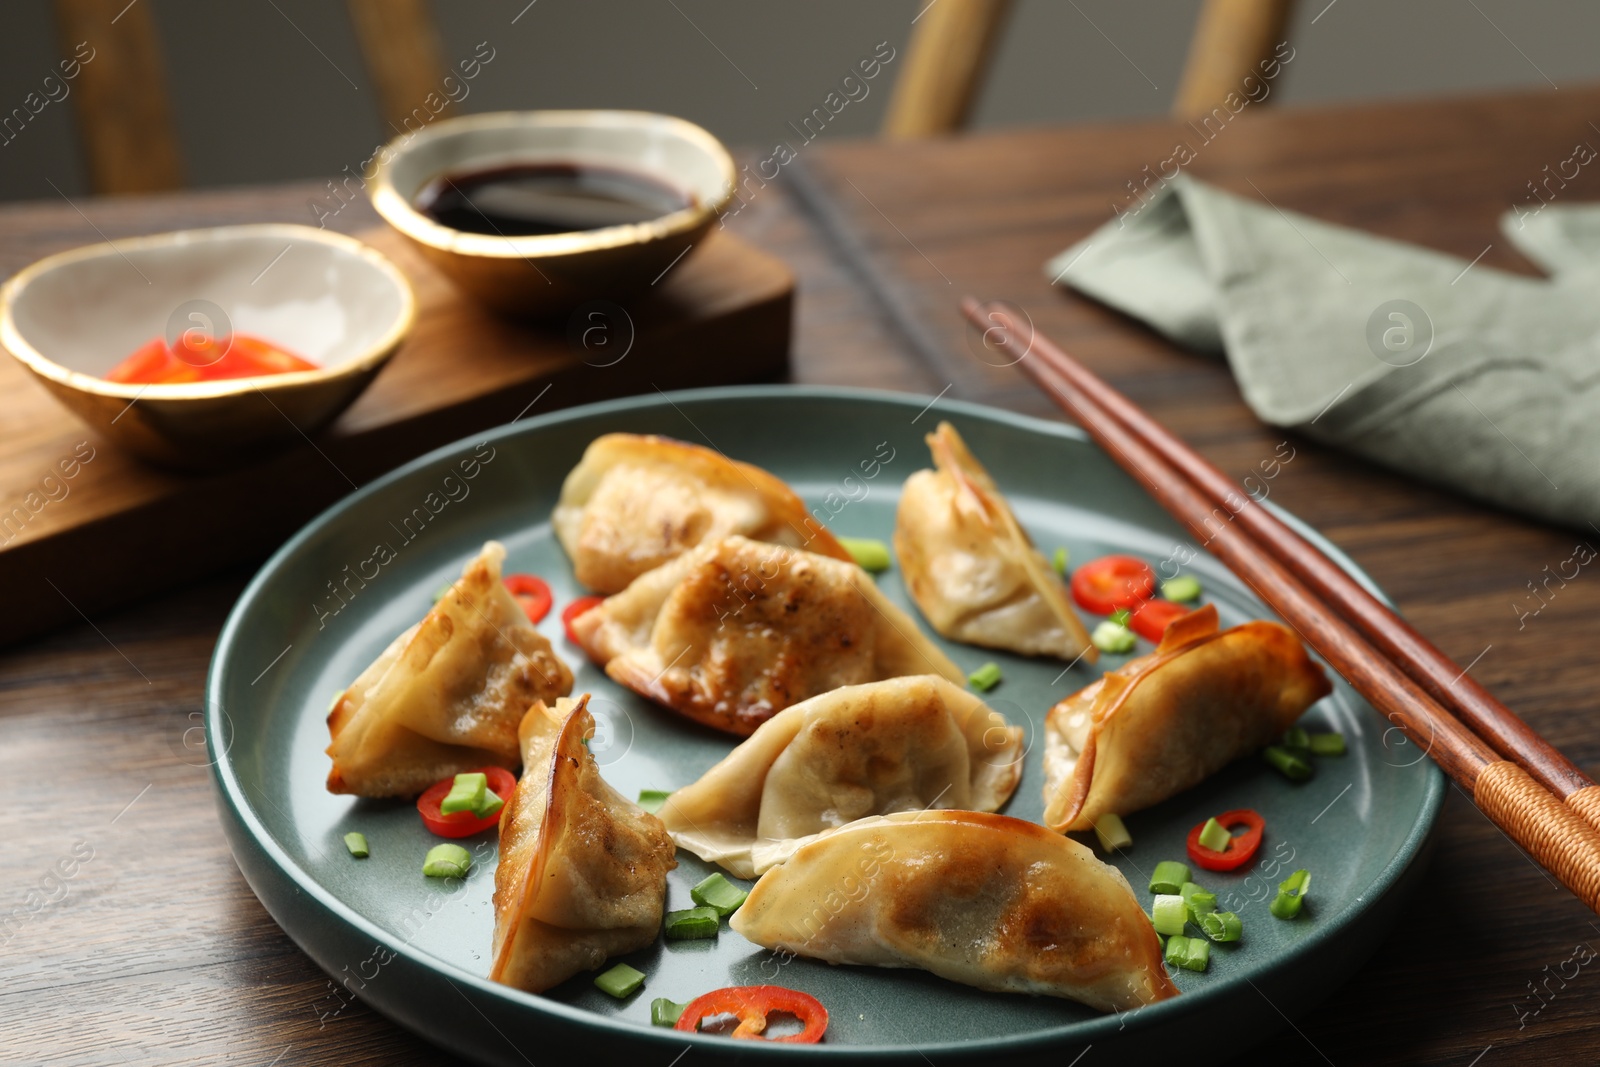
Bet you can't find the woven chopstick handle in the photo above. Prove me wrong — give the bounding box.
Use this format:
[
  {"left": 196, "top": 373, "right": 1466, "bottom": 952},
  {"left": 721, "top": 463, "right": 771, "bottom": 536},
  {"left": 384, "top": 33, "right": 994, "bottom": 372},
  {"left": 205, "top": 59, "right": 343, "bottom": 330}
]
[
  {"left": 1476, "top": 761, "right": 1600, "bottom": 912},
  {"left": 1566, "top": 784, "right": 1600, "bottom": 838}
]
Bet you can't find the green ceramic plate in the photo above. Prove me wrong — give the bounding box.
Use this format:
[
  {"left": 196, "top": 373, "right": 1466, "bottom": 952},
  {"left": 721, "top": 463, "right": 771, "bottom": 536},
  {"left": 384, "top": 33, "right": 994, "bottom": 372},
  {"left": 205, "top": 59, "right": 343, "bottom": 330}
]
[{"left": 207, "top": 386, "right": 1442, "bottom": 1065}]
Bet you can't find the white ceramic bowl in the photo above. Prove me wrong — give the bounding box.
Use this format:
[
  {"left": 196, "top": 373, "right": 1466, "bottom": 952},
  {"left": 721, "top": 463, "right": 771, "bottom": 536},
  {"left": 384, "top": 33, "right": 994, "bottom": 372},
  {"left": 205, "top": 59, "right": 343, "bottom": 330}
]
[
  {"left": 368, "top": 110, "right": 736, "bottom": 316},
  {"left": 0, "top": 224, "right": 415, "bottom": 469}
]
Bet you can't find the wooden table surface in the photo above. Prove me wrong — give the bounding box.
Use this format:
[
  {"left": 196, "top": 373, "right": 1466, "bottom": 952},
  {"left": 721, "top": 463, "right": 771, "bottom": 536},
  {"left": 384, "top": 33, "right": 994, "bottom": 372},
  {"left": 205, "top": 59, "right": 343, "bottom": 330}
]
[{"left": 7, "top": 85, "right": 1600, "bottom": 1065}]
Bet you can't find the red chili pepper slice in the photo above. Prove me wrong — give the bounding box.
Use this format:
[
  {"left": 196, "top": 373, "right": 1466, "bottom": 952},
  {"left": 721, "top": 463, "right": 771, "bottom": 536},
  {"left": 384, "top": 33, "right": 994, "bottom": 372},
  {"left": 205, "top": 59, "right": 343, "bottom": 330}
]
[
  {"left": 502, "top": 573, "right": 553, "bottom": 624},
  {"left": 1070, "top": 555, "right": 1156, "bottom": 616},
  {"left": 561, "top": 595, "right": 604, "bottom": 643},
  {"left": 417, "top": 766, "right": 517, "bottom": 838},
  {"left": 674, "top": 985, "right": 828, "bottom": 1043},
  {"left": 1128, "top": 598, "right": 1190, "bottom": 642},
  {"left": 1186, "top": 808, "right": 1266, "bottom": 872}
]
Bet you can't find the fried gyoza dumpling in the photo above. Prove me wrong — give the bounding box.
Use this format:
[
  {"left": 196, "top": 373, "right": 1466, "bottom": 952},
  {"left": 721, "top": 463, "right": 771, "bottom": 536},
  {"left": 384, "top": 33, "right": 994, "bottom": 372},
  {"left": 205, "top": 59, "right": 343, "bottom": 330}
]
[
  {"left": 895, "top": 422, "right": 1095, "bottom": 663},
  {"left": 572, "top": 535, "right": 964, "bottom": 736},
  {"left": 658, "top": 676, "right": 1023, "bottom": 877},
  {"left": 553, "top": 433, "right": 852, "bottom": 594},
  {"left": 490, "top": 695, "right": 677, "bottom": 994},
  {"left": 1043, "top": 605, "right": 1331, "bottom": 832},
  {"left": 325, "top": 541, "right": 573, "bottom": 797},
  {"left": 730, "top": 810, "right": 1178, "bottom": 1013}
]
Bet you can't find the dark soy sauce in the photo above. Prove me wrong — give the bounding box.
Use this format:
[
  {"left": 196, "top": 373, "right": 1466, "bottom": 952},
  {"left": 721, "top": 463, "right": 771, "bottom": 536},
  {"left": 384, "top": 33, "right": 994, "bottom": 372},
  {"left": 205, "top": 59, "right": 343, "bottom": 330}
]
[{"left": 414, "top": 162, "right": 694, "bottom": 237}]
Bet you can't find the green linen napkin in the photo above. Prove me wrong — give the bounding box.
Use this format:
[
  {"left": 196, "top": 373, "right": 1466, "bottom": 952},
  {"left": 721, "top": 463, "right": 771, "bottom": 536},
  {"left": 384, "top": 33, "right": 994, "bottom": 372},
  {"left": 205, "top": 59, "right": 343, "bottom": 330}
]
[{"left": 1046, "top": 175, "right": 1600, "bottom": 530}]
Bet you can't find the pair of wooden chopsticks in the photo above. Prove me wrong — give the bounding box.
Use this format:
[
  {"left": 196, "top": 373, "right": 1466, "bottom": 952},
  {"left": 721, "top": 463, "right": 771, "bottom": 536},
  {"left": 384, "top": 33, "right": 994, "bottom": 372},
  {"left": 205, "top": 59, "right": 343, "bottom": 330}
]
[{"left": 960, "top": 297, "right": 1600, "bottom": 916}]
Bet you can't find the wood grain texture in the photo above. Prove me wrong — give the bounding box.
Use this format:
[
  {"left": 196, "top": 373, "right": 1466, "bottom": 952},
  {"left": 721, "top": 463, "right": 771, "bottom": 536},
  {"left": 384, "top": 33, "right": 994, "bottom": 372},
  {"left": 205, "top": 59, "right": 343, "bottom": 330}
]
[
  {"left": 881, "top": 0, "right": 1013, "bottom": 139},
  {"left": 53, "top": 0, "right": 183, "bottom": 194},
  {"left": 9, "top": 89, "right": 1600, "bottom": 1064},
  {"left": 1172, "top": 0, "right": 1294, "bottom": 120},
  {"left": 0, "top": 194, "right": 792, "bottom": 648},
  {"left": 344, "top": 0, "right": 450, "bottom": 135}
]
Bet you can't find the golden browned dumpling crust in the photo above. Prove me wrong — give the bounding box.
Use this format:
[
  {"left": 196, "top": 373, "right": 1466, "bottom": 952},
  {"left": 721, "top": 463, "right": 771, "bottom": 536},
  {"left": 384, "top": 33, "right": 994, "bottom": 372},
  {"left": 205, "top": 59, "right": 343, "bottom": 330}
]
[
  {"left": 730, "top": 810, "right": 1179, "bottom": 1014},
  {"left": 1042, "top": 604, "right": 1332, "bottom": 832},
  {"left": 490, "top": 695, "right": 677, "bottom": 994},
  {"left": 553, "top": 433, "right": 851, "bottom": 594},
  {"left": 324, "top": 541, "right": 573, "bottom": 797},
  {"left": 572, "top": 535, "right": 964, "bottom": 736}
]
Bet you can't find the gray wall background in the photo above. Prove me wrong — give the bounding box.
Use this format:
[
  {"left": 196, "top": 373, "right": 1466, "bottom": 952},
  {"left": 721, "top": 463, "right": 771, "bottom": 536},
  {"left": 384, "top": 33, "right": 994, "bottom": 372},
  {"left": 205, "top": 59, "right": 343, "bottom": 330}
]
[{"left": 0, "top": 0, "right": 1594, "bottom": 203}]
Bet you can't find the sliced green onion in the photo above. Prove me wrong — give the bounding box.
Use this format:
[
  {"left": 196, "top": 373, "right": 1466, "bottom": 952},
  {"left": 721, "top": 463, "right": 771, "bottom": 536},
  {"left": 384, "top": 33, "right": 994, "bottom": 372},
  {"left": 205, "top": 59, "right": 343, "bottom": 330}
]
[
  {"left": 343, "top": 832, "right": 369, "bottom": 859},
  {"left": 1263, "top": 745, "right": 1314, "bottom": 781},
  {"left": 1093, "top": 812, "right": 1132, "bottom": 852},
  {"left": 1282, "top": 726, "right": 1311, "bottom": 756},
  {"left": 1161, "top": 575, "right": 1202, "bottom": 602},
  {"left": 651, "top": 997, "right": 686, "bottom": 1026},
  {"left": 1149, "top": 860, "right": 1190, "bottom": 895},
  {"left": 968, "top": 662, "right": 1003, "bottom": 692},
  {"left": 1270, "top": 869, "right": 1311, "bottom": 919},
  {"left": 1151, "top": 894, "right": 1188, "bottom": 936},
  {"left": 840, "top": 537, "right": 892, "bottom": 573},
  {"left": 1310, "top": 731, "right": 1347, "bottom": 756},
  {"left": 1197, "top": 817, "right": 1232, "bottom": 854},
  {"left": 1092, "top": 620, "right": 1137, "bottom": 653},
  {"left": 637, "top": 789, "right": 671, "bottom": 814},
  {"left": 1053, "top": 547, "right": 1070, "bottom": 575},
  {"left": 690, "top": 873, "right": 749, "bottom": 917},
  {"left": 1178, "top": 936, "right": 1210, "bottom": 972},
  {"left": 1109, "top": 608, "right": 1131, "bottom": 627},
  {"left": 476, "top": 790, "right": 504, "bottom": 819},
  {"left": 422, "top": 843, "right": 472, "bottom": 878},
  {"left": 1199, "top": 910, "right": 1243, "bottom": 942},
  {"left": 664, "top": 905, "right": 721, "bottom": 941},
  {"left": 1163, "top": 934, "right": 1190, "bottom": 968},
  {"left": 594, "top": 963, "right": 645, "bottom": 999},
  {"left": 1180, "top": 881, "right": 1217, "bottom": 923},
  {"left": 439, "top": 772, "right": 489, "bottom": 816}
]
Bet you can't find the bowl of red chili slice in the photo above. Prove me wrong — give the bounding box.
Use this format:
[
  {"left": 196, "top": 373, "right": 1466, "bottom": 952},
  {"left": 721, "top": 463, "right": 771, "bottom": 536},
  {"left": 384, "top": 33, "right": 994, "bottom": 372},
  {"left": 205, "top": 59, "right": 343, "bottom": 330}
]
[{"left": 0, "top": 223, "right": 415, "bottom": 470}]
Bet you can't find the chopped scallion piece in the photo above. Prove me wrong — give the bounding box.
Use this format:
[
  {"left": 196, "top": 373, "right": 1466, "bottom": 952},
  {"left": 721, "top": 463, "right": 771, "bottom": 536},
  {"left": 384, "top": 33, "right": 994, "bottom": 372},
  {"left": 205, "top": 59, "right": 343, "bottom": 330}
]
[
  {"left": 1270, "top": 869, "right": 1311, "bottom": 919},
  {"left": 1092, "top": 620, "right": 1137, "bottom": 654},
  {"left": 968, "top": 662, "right": 1003, "bottom": 692},
  {"left": 840, "top": 537, "right": 892, "bottom": 573},
  {"left": 1310, "top": 731, "right": 1347, "bottom": 756},
  {"left": 1282, "top": 726, "right": 1311, "bottom": 755},
  {"left": 1109, "top": 608, "right": 1131, "bottom": 627},
  {"left": 1180, "top": 881, "right": 1217, "bottom": 923},
  {"left": 1093, "top": 812, "right": 1132, "bottom": 852},
  {"left": 1199, "top": 911, "right": 1243, "bottom": 942},
  {"left": 594, "top": 963, "right": 645, "bottom": 999},
  {"left": 651, "top": 997, "right": 686, "bottom": 1026},
  {"left": 691, "top": 873, "right": 749, "bottom": 917},
  {"left": 1053, "top": 547, "right": 1070, "bottom": 575},
  {"left": 1151, "top": 894, "right": 1188, "bottom": 936},
  {"left": 664, "top": 905, "right": 721, "bottom": 940},
  {"left": 1197, "top": 817, "right": 1232, "bottom": 854},
  {"left": 343, "top": 832, "right": 369, "bottom": 858},
  {"left": 1178, "top": 936, "right": 1210, "bottom": 972},
  {"left": 1149, "top": 860, "right": 1190, "bottom": 895},
  {"left": 476, "top": 790, "right": 504, "bottom": 819},
  {"left": 1164, "top": 934, "right": 1190, "bottom": 968},
  {"left": 1263, "top": 745, "right": 1314, "bottom": 781},
  {"left": 422, "top": 843, "right": 472, "bottom": 879},
  {"left": 439, "top": 772, "right": 489, "bottom": 816},
  {"left": 637, "top": 789, "right": 671, "bottom": 814},
  {"left": 1161, "top": 575, "right": 1202, "bottom": 602}
]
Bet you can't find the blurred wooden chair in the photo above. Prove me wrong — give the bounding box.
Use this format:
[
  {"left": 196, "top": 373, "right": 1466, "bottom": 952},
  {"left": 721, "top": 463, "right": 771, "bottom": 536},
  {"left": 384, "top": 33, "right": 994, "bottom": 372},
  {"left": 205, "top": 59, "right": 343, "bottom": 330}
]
[
  {"left": 882, "top": 0, "right": 1295, "bottom": 139},
  {"left": 53, "top": 0, "right": 448, "bottom": 195}
]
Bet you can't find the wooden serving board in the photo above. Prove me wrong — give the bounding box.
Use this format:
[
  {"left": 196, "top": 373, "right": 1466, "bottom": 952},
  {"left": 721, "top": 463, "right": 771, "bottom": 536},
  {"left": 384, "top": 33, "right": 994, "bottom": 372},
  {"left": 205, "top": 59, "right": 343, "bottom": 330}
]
[{"left": 0, "top": 224, "right": 793, "bottom": 647}]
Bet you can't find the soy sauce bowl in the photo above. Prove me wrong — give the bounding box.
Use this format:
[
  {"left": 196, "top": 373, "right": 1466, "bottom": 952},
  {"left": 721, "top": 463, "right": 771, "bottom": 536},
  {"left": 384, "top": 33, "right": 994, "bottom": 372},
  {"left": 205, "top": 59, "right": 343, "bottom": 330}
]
[{"left": 368, "top": 110, "right": 736, "bottom": 317}]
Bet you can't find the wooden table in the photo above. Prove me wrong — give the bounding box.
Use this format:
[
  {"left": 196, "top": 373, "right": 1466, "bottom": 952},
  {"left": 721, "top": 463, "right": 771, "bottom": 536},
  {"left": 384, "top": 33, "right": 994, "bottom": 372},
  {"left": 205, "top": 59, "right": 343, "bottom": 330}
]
[{"left": 7, "top": 85, "right": 1600, "bottom": 1065}]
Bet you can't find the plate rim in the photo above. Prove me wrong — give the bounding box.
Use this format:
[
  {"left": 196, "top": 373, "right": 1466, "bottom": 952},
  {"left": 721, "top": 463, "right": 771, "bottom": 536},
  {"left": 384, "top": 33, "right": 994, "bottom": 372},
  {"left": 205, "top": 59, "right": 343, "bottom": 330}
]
[{"left": 206, "top": 383, "right": 1446, "bottom": 1060}]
